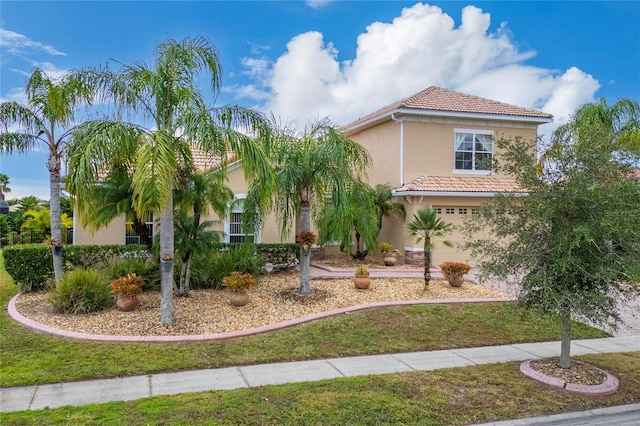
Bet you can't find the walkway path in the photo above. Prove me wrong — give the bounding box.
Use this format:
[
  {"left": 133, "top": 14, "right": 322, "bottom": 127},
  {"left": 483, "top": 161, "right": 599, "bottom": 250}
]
[{"left": 2, "top": 336, "right": 639, "bottom": 414}]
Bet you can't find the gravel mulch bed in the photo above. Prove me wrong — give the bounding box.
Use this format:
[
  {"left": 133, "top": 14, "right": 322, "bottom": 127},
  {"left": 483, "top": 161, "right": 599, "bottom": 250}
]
[{"left": 14, "top": 270, "right": 506, "bottom": 337}]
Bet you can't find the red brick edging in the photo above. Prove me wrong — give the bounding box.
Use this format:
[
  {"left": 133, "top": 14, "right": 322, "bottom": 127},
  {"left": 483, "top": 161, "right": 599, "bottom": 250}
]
[
  {"left": 519, "top": 360, "right": 619, "bottom": 395},
  {"left": 7, "top": 294, "right": 513, "bottom": 343}
]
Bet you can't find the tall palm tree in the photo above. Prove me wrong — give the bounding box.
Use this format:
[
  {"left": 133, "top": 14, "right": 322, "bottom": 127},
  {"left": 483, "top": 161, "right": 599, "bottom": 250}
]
[
  {"left": 67, "top": 36, "right": 273, "bottom": 324},
  {"left": 247, "top": 119, "right": 371, "bottom": 294},
  {"left": 0, "top": 68, "right": 97, "bottom": 281},
  {"left": 406, "top": 207, "right": 454, "bottom": 290},
  {"left": 173, "top": 169, "right": 234, "bottom": 296},
  {"left": 0, "top": 173, "right": 10, "bottom": 200}
]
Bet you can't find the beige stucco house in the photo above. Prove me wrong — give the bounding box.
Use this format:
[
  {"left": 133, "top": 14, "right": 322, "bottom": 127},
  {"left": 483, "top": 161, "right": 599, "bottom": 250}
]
[
  {"left": 74, "top": 86, "right": 552, "bottom": 266},
  {"left": 341, "top": 86, "right": 552, "bottom": 265}
]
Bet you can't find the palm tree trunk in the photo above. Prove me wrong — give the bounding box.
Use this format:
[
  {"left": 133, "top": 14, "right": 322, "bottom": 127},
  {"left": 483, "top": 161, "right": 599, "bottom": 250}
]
[
  {"left": 299, "top": 203, "right": 312, "bottom": 295},
  {"left": 423, "top": 239, "right": 432, "bottom": 290},
  {"left": 159, "top": 196, "right": 175, "bottom": 324},
  {"left": 559, "top": 308, "right": 572, "bottom": 368},
  {"left": 48, "top": 155, "right": 63, "bottom": 283}
]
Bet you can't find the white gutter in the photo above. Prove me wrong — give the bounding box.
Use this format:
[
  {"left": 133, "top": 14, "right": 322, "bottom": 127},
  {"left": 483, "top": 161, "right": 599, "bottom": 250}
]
[{"left": 390, "top": 113, "right": 405, "bottom": 186}]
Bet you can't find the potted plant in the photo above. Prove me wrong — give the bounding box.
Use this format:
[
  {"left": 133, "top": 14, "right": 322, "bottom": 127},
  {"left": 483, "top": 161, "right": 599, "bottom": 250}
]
[
  {"left": 222, "top": 271, "right": 256, "bottom": 307},
  {"left": 440, "top": 262, "right": 471, "bottom": 287},
  {"left": 379, "top": 242, "right": 399, "bottom": 266},
  {"left": 110, "top": 273, "right": 144, "bottom": 311},
  {"left": 296, "top": 231, "right": 317, "bottom": 252},
  {"left": 160, "top": 253, "right": 174, "bottom": 272},
  {"left": 354, "top": 265, "right": 370, "bottom": 289}
]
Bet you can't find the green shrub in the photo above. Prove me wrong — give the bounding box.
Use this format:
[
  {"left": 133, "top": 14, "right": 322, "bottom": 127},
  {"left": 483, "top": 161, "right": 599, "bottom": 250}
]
[
  {"left": 3, "top": 244, "right": 149, "bottom": 292},
  {"left": 105, "top": 257, "right": 160, "bottom": 292},
  {"left": 48, "top": 268, "right": 114, "bottom": 314},
  {"left": 190, "top": 243, "right": 263, "bottom": 290}
]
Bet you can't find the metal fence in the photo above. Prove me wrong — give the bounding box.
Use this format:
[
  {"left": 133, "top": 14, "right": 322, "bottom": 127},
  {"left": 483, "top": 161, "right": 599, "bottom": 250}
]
[{"left": 0, "top": 228, "right": 73, "bottom": 247}]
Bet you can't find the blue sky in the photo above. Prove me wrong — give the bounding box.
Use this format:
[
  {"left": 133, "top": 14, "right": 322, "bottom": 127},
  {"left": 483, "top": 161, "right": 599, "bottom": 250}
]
[{"left": 1, "top": 0, "right": 639, "bottom": 200}]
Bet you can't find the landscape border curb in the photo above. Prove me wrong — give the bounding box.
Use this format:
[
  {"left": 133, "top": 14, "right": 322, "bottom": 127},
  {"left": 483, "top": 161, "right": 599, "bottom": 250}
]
[{"left": 8, "top": 294, "right": 513, "bottom": 343}]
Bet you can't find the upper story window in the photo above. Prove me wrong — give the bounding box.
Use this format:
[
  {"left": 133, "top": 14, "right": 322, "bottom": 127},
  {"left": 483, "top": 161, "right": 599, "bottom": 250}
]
[{"left": 454, "top": 130, "right": 493, "bottom": 172}]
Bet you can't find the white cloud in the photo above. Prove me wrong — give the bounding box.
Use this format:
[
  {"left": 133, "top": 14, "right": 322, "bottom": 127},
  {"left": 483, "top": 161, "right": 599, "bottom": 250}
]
[
  {"left": 0, "top": 28, "right": 66, "bottom": 56},
  {"left": 233, "top": 2, "right": 599, "bottom": 134}
]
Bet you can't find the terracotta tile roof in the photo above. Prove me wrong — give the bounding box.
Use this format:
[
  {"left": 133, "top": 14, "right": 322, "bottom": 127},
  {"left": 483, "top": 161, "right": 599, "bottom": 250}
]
[
  {"left": 344, "top": 86, "right": 552, "bottom": 131},
  {"left": 189, "top": 145, "right": 236, "bottom": 173},
  {"left": 394, "top": 175, "right": 522, "bottom": 194},
  {"left": 633, "top": 169, "right": 640, "bottom": 178}
]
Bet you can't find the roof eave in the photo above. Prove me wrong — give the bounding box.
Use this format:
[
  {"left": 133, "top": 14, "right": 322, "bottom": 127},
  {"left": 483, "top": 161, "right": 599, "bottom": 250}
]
[
  {"left": 392, "top": 190, "right": 528, "bottom": 197},
  {"left": 344, "top": 108, "right": 553, "bottom": 134}
]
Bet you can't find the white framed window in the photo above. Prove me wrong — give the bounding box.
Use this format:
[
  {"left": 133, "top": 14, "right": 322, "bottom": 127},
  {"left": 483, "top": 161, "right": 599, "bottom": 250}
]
[
  {"left": 224, "top": 195, "right": 259, "bottom": 243},
  {"left": 454, "top": 129, "right": 493, "bottom": 172},
  {"left": 125, "top": 212, "right": 154, "bottom": 245}
]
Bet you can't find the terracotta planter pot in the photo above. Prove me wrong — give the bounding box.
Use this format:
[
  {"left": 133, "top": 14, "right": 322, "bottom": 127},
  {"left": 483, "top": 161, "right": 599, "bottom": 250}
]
[
  {"left": 383, "top": 256, "right": 397, "bottom": 266},
  {"left": 229, "top": 291, "right": 249, "bottom": 307},
  {"left": 448, "top": 273, "right": 464, "bottom": 287},
  {"left": 116, "top": 294, "right": 139, "bottom": 312},
  {"left": 354, "top": 275, "right": 370, "bottom": 289}
]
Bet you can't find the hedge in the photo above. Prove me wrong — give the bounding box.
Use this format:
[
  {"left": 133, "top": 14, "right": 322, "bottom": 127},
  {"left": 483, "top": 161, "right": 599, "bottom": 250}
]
[{"left": 3, "top": 243, "right": 299, "bottom": 292}]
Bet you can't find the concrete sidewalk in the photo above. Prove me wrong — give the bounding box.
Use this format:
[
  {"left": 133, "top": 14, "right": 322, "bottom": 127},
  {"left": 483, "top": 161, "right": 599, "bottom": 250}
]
[{"left": 2, "top": 336, "right": 639, "bottom": 414}]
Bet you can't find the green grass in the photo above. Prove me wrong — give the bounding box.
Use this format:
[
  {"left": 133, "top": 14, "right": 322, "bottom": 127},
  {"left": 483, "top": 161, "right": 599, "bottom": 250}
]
[
  {"left": 1, "top": 252, "right": 609, "bottom": 387},
  {"left": 2, "top": 352, "right": 639, "bottom": 425}
]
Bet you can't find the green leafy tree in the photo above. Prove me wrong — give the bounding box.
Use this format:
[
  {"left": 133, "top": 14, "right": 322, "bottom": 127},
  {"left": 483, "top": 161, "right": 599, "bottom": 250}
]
[
  {"left": 247, "top": 119, "right": 371, "bottom": 294},
  {"left": 464, "top": 101, "right": 640, "bottom": 369},
  {"left": 0, "top": 68, "right": 97, "bottom": 281},
  {"left": 406, "top": 207, "right": 454, "bottom": 289},
  {"left": 173, "top": 170, "right": 233, "bottom": 296},
  {"left": 67, "top": 36, "right": 273, "bottom": 324}
]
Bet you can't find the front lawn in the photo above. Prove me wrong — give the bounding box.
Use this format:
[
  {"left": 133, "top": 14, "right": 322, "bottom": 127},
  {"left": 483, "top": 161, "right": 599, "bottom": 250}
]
[{"left": 1, "top": 251, "right": 609, "bottom": 387}]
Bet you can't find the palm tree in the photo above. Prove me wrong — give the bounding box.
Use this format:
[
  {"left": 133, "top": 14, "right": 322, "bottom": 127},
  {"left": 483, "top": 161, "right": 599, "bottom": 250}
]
[
  {"left": 67, "top": 36, "right": 273, "bottom": 324},
  {"left": 173, "top": 169, "right": 233, "bottom": 296},
  {"left": 0, "top": 173, "right": 10, "bottom": 200},
  {"left": 373, "top": 183, "right": 406, "bottom": 232},
  {"left": 0, "top": 68, "right": 97, "bottom": 281},
  {"left": 551, "top": 98, "right": 640, "bottom": 157},
  {"left": 317, "top": 180, "right": 378, "bottom": 260},
  {"left": 406, "top": 207, "right": 454, "bottom": 290},
  {"left": 247, "top": 119, "right": 371, "bottom": 294},
  {"left": 79, "top": 161, "right": 155, "bottom": 251}
]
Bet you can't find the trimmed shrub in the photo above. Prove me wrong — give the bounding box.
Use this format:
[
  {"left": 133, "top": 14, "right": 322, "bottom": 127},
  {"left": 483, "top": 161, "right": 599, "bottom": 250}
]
[
  {"left": 48, "top": 268, "right": 113, "bottom": 314},
  {"left": 190, "top": 243, "right": 263, "bottom": 290},
  {"left": 3, "top": 244, "right": 149, "bottom": 292}
]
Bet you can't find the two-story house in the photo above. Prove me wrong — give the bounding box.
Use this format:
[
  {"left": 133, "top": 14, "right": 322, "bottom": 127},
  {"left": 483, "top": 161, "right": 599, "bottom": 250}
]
[
  {"left": 74, "top": 86, "right": 552, "bottom": 266},
  {"left": 341, "top": 86, "right": 552, "bottom": 265}
]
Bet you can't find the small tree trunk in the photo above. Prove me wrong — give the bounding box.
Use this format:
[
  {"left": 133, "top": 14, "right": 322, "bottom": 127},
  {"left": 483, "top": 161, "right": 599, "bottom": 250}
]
[
  {"left": 48, "top": 154, "right": 63, "bottom": 282},
  {"left": 177, "top": 257, "right": 188, "bottom": 296},
  {"left": 159, "top": 196, "right": 175, "bottom": 324},
  {"left": 423, "top": 239, "right": 432, "bottom": 290},
  {"left": 298, "top": 203, "right": 312, "bottom": 295},
  {"left": 559, "top": 309, "right": 572, "bottom": 369}
]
